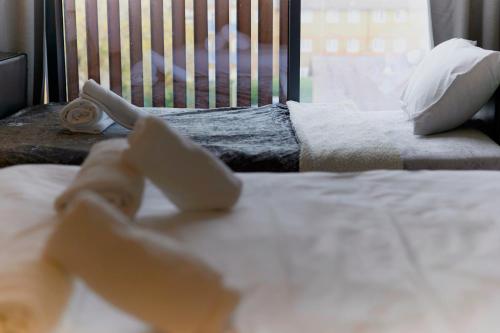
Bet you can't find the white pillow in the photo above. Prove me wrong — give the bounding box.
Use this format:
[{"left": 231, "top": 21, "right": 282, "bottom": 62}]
[{"left": 401, "top": 38, "right": 500, "bottom": 135}]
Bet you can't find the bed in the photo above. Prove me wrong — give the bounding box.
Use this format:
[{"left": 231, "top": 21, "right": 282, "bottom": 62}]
[
  {"left": 0, "top": 104, "right": 299, "bottom": 172},
  {"left": 3, "top": 164, "right": 500, "bottom": 332},
  {"left": 1, "top": 90, "right": 500, "bottom": 173}
]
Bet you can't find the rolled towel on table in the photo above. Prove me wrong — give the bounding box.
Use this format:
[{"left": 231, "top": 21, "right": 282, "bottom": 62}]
[
  {"left": 46, "top": 192, "right": 239, "bottom": 333},
  {"left": 60, "top": 98, "right": 115, "bottom": 134},
  {"left": 0, "top": 261, "right": 71, "bottom": 333},
  {"left": 81, "top": 80, "right": 150, "bottom": 130},
  {"left": 123, "top": 116, "right": 243, "bottom": 212},
  {"left": 55, "top": 139, "right": 145, "bottom": 218}
]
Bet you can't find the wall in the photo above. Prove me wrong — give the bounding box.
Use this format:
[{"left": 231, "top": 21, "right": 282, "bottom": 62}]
[{"left": 0, "top": 0, "right": 38, "bottom": 105}]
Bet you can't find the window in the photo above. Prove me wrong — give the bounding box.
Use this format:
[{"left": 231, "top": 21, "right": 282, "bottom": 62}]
[
  {"left": 326, "top": 10, "right": 340, "bottom": 23},
  {"left": 393, "top": 38, "right": 408, "bottom": 53},
  {"left": 372, "top": 10, "right": 387, "bottom": 23},
  {"left": 60, "top": 0, "right": 289, "bottom": 108},
  {"left": 300, "top": 0, "right": 432, "bottom": 108},
  {"left": 347, "top": 10, "right": 361, "bottom": 24},
  {"left": 302, "top": 39, "right": 313, "bottom": 53},
  {"left": 300, "top": 67, "right": 310, "bottom": 78},
  {"left": 326, "top": 39, "right": 339, "bottom": 53},
  {"left": 394, "top": 10, "right": 409, "bottom": 23},
  {"left": 302, "top": 10, "right": 314, "bottom": 24},
  {"left": 346, "top": 39, "right": 361, "bottom": 53},
  {"left": 371, "top": 38, "right": 385, "bottom": 53}
]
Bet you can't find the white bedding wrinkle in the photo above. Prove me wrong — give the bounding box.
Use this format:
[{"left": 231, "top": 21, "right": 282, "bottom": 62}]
[
  {"left": 47, "top": 192, "right": 239, "bottom": 333},
  {"left": 3, "top": 165, "right": 500, "bottom": 332},
  {"left": 0, "top": 165, "right": 75, "bottom": 333}
]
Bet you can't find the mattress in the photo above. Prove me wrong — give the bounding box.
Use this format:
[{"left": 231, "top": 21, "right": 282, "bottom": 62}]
[
  {"left": 0, "top": 104, "right": 299, "bottom": 172},
  {"left": 289, "top": 102, "right": 500, "bottom": 171},
  {"left": 3, "top": 164, "right": 500, "bottom": 332}
]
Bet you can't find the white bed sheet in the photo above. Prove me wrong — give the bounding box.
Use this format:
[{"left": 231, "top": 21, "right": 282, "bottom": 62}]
[
  {"left": 2, "top": 165, "right": 500, "bottom": 332},
  {"left": 289, "top": 102, "right": 500, "bottom": 172}
]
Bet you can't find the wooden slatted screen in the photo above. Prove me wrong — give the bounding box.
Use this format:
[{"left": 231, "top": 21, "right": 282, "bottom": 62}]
[
  {"left": 129, "top": 0, "right": 144, "bottom": 106},
  {"left": 215, "top": 0, "right": 230, "bottom": 107},
  {"left": 85, "top": 0, "right": 100, "bottom": 82},
  {"left": 237, "top": 0, "right": 252, "bottom": 107},
  {"left": 172, "top": 0, "right": 187, "bottom": 108},
  {"left": 279, "top": 0, "right": 289, "bottom": 104},
  {"left": 64, "top": 0, "right": 80, "bottom": 101},
  {"left": 258, "top": 0, "right": 273, "bottom": 106},
  {"left": 62, "top": 0, "right": 291, "bottom": 108},
  {"left": 150, "top": 0, "right": 166, "bottom": 107},
  {"left": 194, "top": 0, "right": 209, "bottom": 108},
  {"left": 107, "top": 0, "right": 122, "bottom": 95}
]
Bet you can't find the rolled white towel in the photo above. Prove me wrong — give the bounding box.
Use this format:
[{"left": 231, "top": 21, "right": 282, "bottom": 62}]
[
  {"left": 55, "top": 139, "right": 145, "bottom": 218},
  {"left": 123, "top": 116, "right": 243, "bottom": 212},
  {"left": 60, "top": 98, "right": 115, "bottom": 134},
  {"left": 45, "top": 192, "right": 239, "bottom": 333},
  {"left": 80, "top": 80, "right": 150, "bottom": 130},
  {"left": 0, "top": 261, "right": 72, "bottom": 333}
]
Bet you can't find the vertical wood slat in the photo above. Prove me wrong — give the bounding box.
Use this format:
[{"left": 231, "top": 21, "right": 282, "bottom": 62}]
[
  {"left": 258, "top": 0, "right": 273, "bottom": 106},
  {"left": 237, "top": 0, "right": 252, "bottom": 107},
  {"left": 129, "top": 0, "right": 144, "bottom": 106},
  {"left": 215, "top": 0, "right": 230, "bottom": 107},
  {"left": 151, "top": 0, "right": 166, "bottom": 107},
  {"left": 279, "top": 0, "right": 289, "bottom": 103},
  {"left": 194, "top": 0, "right": 209, "bottom": 108},
  {"left": 85, "top": 0, "right": 100, "bottom": 82},
  {"left": 172, "top": 0, "right": 187, "bottom": 108},
  {"left": 64, "top": 0, "right": 80, "bottom": 100},
  {"left": 107, "top": 0, "right": 122, "bottom": 96}
]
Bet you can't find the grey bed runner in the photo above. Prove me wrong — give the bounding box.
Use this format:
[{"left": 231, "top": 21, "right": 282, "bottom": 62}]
[{"left": 0, "top": 104, "right": 300, "bottom": 172}]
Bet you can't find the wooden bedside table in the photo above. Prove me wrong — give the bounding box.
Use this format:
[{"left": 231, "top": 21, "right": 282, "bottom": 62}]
[{"left": 0, "top": 53, "right": 27, "bottom": 119}]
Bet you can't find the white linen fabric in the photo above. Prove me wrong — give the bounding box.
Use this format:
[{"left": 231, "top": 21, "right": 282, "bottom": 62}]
[
  {"left": 59, "top": 98, "right": 114, "bottom": 134},
  {"left": 289, "top": 102, "right": 500, "bottom": 172},
  {"left": 401, "top": 38, "right": 500, "bottom": 135},
  {"left": 80, "top": 80, "right": 150, "bottom": 130},
  {"left": 4, "top": 165, "right": 500, "bottom": 332},
  {"left": 124, "top": 116, "right": 242, "bottom": 212},
  {"left": 55, "top": 139, "right": 144, "bottom": 218},
  {"left": 47, "top": 192, "right": 239, "bottom": 333},
  {"left": 0, "top": 165, "right": 74, "bottom": 333},
  {"left": 288, "top": 101, "right": 403, "bottom": 172}
]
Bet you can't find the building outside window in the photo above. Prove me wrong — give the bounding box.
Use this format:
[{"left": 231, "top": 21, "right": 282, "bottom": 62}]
[
  {"left": 326, "top": 39, "right": 340, "bottom": 53},
  {"left": 300, "top": 0, "right": 432, "bottom": 110}
]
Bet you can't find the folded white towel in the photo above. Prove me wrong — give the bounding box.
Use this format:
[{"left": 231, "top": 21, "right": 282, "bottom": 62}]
[
  {"left": 81, "top": 80, "right": 150, "bottom": 130},
  {"left": 0, "top": 261, "right": 72, "bottom": 333},
  {"left": 46, "top": 192, "right": 239, "bottom": 333},
  {"left": 124, "top": 116, "right": 243, "bottom": 212},
  {"left": 60, "top": 98, "right": 115, "bottom": 134},
  {"left": 55, "top": 139, "right": 145, "bottom": 218}
]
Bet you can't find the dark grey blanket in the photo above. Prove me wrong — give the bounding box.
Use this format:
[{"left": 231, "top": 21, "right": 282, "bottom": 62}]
[{"left": 0, "top": 104, "right": 299, "bottom": 172}]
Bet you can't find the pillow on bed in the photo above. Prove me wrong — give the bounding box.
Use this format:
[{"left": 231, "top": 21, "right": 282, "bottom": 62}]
[{"left": 401, "top": 38, "right": 500, "bottom": 135}]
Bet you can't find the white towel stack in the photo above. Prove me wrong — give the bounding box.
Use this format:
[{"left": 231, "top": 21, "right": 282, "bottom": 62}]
[
  {"left": 123, "top": 116, "right": 243, "bottom": 212},
  {"left": 59, "top": 98, "right": 115, "bottom": 134},
  {"left": 54, "top": 139, "right": 145, "bottom": 218},
  {"left": 80, "top": 80, "right": 150, "bottom": 130},
  {"left": 0, "top": 261, "right": 72, "bottom": 333},
  {"left": 46, "top": 192, "right": 239, "bottom": 333},
  {"left": 60, "top": 80, "right": 150, "bottom": 133}
]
